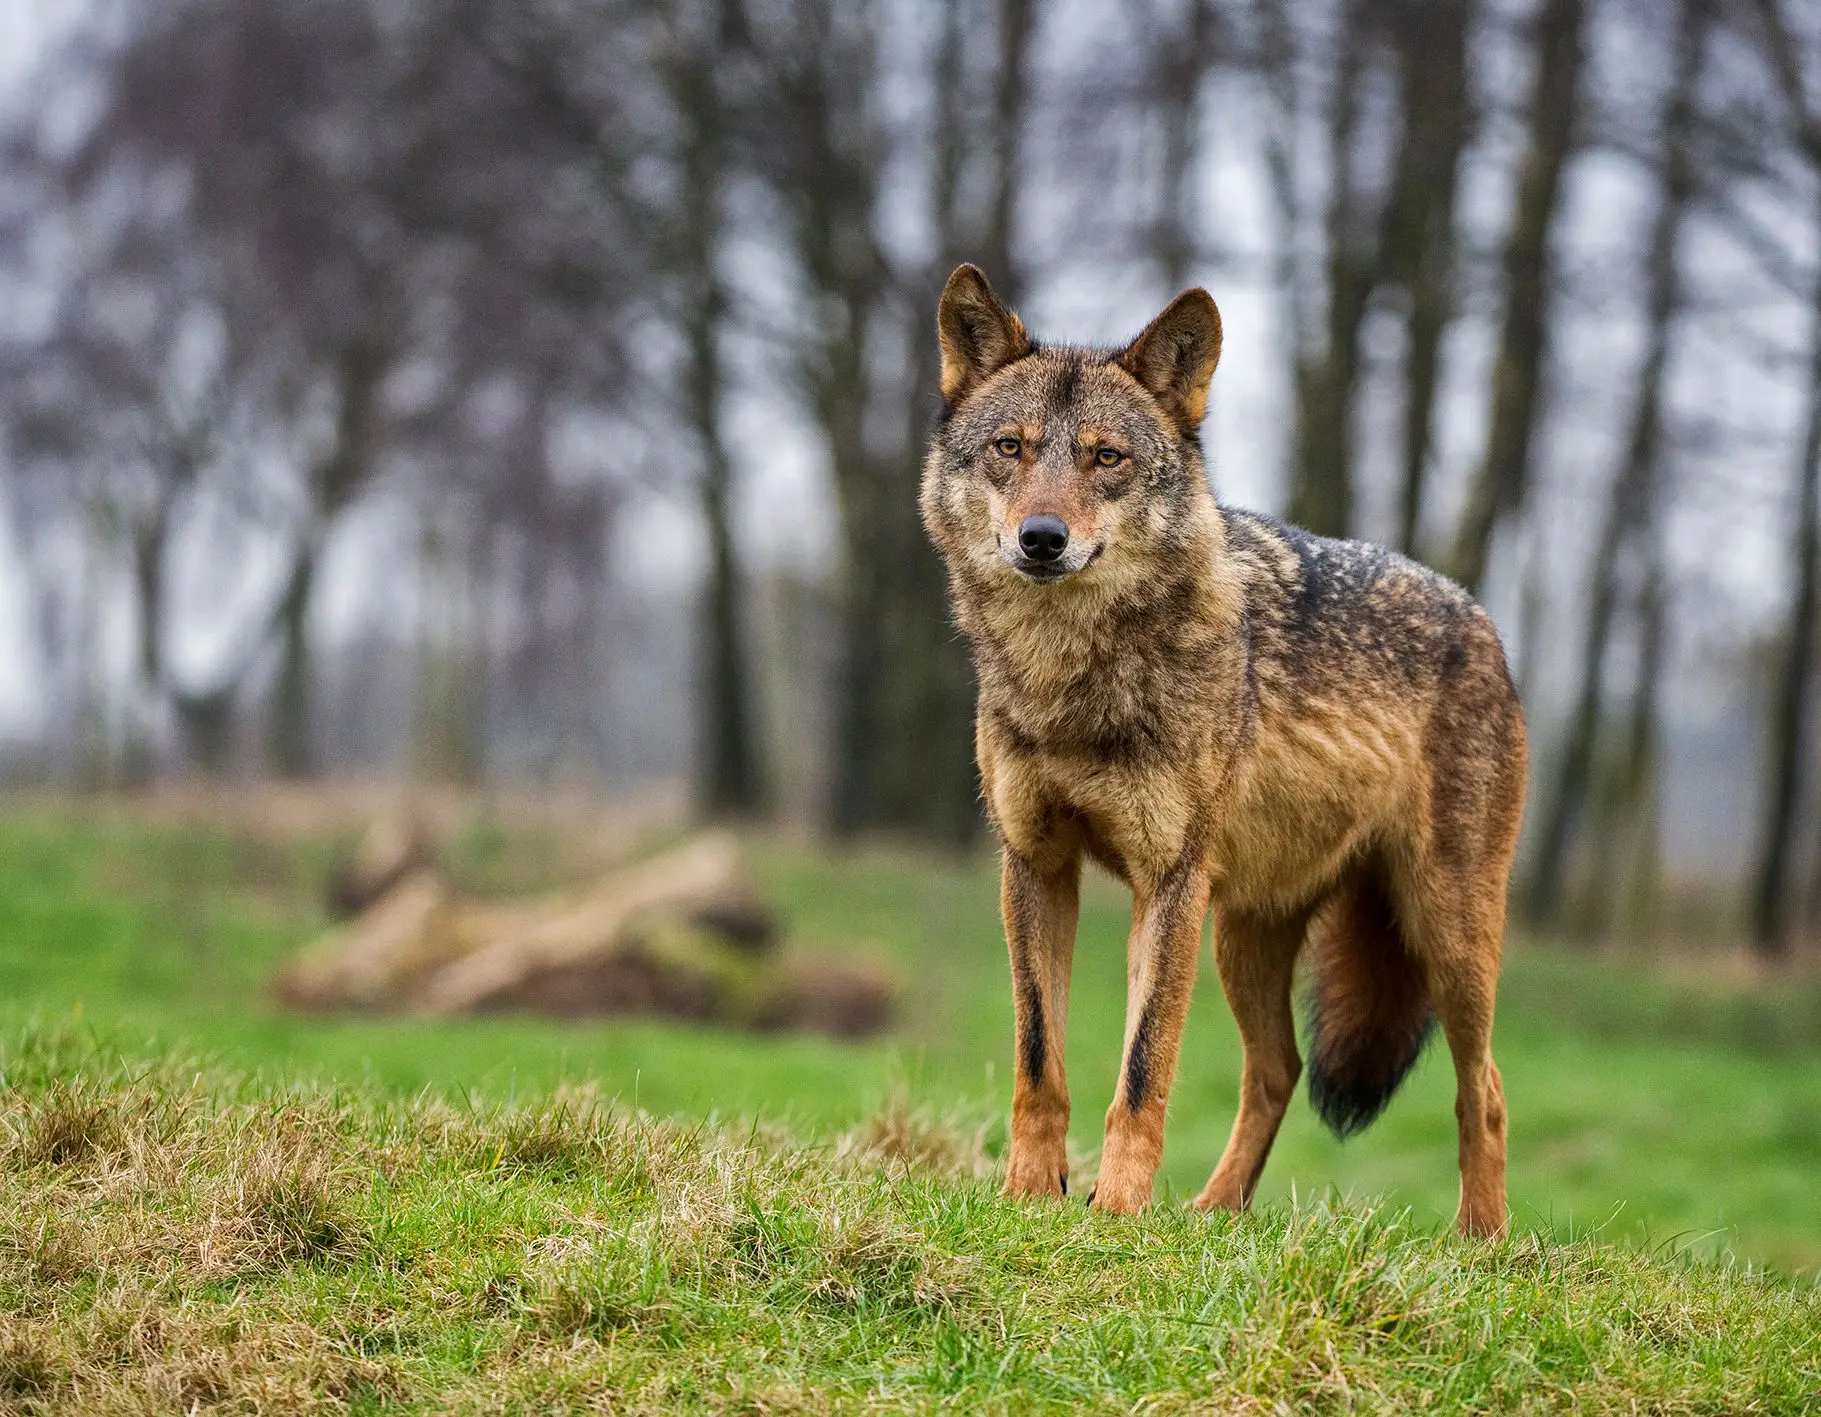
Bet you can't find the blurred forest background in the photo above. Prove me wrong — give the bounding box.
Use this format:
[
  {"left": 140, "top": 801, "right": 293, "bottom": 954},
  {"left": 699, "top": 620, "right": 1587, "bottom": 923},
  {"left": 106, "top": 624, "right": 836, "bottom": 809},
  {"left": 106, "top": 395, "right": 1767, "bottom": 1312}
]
[{"left": 2, "top": 0, "right": 1821, "bottom": 958}]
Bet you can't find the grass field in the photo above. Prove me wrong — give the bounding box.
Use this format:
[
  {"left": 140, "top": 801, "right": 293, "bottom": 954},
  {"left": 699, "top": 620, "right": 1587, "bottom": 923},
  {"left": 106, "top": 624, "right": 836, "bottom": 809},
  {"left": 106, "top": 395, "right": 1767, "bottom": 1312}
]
[{"left": 1, "top": 796, "right": 1819, "bottom": 1411}]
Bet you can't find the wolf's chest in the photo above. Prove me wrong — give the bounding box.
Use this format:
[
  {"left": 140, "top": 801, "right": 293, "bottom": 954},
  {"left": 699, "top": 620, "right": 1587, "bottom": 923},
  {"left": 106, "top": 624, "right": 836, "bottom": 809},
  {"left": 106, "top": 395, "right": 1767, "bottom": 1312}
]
[
  {"left": 977, "top": 659, "right": 1238, "bottom": 886},
  {"left": 974, "top": 619, "right": 1210, "bottom": 766}
]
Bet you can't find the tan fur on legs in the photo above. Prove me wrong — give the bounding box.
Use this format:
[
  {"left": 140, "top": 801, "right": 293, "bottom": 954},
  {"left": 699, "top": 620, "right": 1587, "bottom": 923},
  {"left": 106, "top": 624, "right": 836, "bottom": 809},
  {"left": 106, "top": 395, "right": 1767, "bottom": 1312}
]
[
  {"left": 1195, "top": 908, "right": 1304, "bottom": 1213},
  {"left": 1429, "top": 956, "right": 1508, "bottom": 1237},
  {"left": 1387, "top": 631, "right": 1527, "bottom": 1237},
  {"left": 1092, "top": 854, "right": 1210, "bottom": 1214},
  {"left": 1001, "top": 847, "right": 1079, "bottom": 1199},
  {"left": 1386, "top": 838, "right": 1513, "bottom": 1237}
]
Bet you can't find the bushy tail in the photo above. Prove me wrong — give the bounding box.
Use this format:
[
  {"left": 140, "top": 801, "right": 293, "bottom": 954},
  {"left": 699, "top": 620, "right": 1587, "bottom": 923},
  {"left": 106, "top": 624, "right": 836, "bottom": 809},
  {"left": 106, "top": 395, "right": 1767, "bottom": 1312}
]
[{"left": 1304, "top": 870, "right": 1435, "bottom": 1138}]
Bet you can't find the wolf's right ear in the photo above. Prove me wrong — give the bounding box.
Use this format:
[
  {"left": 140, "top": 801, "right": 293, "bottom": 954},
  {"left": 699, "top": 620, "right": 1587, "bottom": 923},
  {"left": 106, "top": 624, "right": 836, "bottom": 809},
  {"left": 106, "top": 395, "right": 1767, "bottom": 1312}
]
[
  {"left": 937, "top": 265, "right": 1030, "bottom": 404},
  {"left": 1118, "top": 288, "right": 1223, "bottom": 435}
]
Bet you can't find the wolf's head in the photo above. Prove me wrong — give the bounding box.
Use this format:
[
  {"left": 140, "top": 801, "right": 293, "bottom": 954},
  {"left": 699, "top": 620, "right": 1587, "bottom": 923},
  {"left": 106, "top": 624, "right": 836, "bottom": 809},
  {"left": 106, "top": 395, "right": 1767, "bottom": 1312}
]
[{"left": 920, "top": 265, "right": 1223, "bottom": 596}]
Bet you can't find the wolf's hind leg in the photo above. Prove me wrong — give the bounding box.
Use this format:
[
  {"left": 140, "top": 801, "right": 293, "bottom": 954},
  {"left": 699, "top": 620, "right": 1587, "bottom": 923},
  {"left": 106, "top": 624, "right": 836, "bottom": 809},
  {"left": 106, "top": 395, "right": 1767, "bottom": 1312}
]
[
  {"left": 1001, "top": 847, "right": 1080, "bottom": 1200},
  {"left": 1392, "top": 851, "right": 1510, "bottom": 1237},
  {"left": 1402, "top": 612, "right": 1524, "bottom": 1236},
  {"left": 1425, "top": 940, "right": 1508, "bottom": 1237},
  {"left": 1194, "top": 908, "right": 1304, "bottom": 1213}
]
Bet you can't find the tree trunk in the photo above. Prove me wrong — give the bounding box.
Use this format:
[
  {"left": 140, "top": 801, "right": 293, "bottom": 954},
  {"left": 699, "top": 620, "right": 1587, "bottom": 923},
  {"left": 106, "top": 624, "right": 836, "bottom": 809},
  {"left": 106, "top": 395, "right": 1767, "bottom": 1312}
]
[
  {"left": 1617, "top": 563, "right": 1666, "bottom": 943},
  {"left": 1447, "top": 0, "right": 1588, "bottom": 593},
  {"left": 1573, "top": 553, "right": 1665, "bottom": 940},
  {"left": 173, "top": 687, "right": 237, "bottom": 775},
  {"left": 976, "top": 0, "right": 1036, "bottom": 303},
  {"left": 674, "top": 11, "right": 766, "bottom": 818},
  {"left": 699, "top": 438, "right": 765, "bottom": 815},
  {"left": 121, "top": 506, "right": 170, "bottom": 785},
  {"left": 1387, "top": 0, "right": 1472, "bottom": 558},
  {"left": 860, "top": 0, "right": 983, "bottom": 845},
  {"left": 818, "top": 0, "right": 1020, "bottom": 844},
  {"left": 72, "top": 531, "right": 110, "bottom": 790},
  {"left": 1287, "top": 0, "right": 1373, "bottom": 539},
  {"left": 1750, "top": 231, "right": 1821, "bottom": 958},
  {"left": 1748, "top": 0, "right": 1821, "bottom": 960},
  {"left": 1255, "top": 0, "right": 1308, "bottom": 416},
  {"left": 826, "top": 380, "right": 887, "bottom": 838},
  {"left": 1149, "top": 0, "right": 1218, "bottom": 294},
  {"left": 1807, "top": 819, "right": 1821, "bottom": 940},
  {"left": 1525, "top": 0, "right": 1706, "bottom": 928},
  {"left": 268, "top": 541, "right": 318, "bottom": 778}
]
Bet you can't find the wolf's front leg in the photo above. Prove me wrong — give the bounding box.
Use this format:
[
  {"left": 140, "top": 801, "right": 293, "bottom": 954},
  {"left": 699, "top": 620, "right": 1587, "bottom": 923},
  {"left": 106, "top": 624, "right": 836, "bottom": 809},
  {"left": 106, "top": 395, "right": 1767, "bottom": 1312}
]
[
  {"left": 1001, "top": 847, "right": 1080, "bottom": 1200},
  {"left": 1092, "top": 853, "right": 1210, "bottom": 1213}
]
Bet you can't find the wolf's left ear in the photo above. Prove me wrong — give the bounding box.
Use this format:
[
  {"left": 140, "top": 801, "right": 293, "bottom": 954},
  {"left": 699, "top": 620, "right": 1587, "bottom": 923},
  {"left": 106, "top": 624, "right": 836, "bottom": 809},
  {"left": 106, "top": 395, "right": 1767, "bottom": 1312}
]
[
  {"left": 1118, "top": 288, "right": 1223, "bottom": 435},
  {"left": 937, "top": 264, "right": 1031, "bottom": 404}
]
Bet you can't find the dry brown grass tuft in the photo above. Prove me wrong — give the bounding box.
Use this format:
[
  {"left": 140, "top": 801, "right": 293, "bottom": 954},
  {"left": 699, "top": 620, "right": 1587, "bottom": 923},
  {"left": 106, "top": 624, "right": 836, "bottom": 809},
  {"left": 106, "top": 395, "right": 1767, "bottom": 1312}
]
[
  {"left": 837, "top": 1098, "right": 995, "bottom": 1181},
  {"left": 522, "top": 1232, "right": 672, "bottom": 1341},
  {"left": 0, "top": 1212, "right": 92, "bottom": 1297},
  {"left": 193, "top": 1121, "right": 363, "bottom": 1276},
  {"left": 0, "top": 1308, "right": 401, "bottom": 1416},
  {"left": 6, "top": 1081, "right": 122, "bottom": 1170},
  {"left": 118, "top": 1321, "right": 398, "bottom": 1415},
  {"left": 457, "top": 1092, "right": 615, "bottom": 1178},
  {"left": 806, "top": 1212, "right": 985, "bottom": 1320},
  {"left": 0, "top": 1319, "right": 75, "bottom": 1405},
  {"left": 0, "top": 1082, "right": 369, "bottom": 1287}
]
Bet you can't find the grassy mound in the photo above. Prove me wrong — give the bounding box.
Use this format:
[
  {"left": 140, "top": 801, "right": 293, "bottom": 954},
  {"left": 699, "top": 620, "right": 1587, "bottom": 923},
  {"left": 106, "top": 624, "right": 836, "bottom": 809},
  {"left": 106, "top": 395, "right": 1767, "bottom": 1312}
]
[
  {"left": 3, "top": 804, "right": 1819, "bottom": 1271},
  {"left": 3, "top": 1023, "right": 1816, "bottom": 1415}
]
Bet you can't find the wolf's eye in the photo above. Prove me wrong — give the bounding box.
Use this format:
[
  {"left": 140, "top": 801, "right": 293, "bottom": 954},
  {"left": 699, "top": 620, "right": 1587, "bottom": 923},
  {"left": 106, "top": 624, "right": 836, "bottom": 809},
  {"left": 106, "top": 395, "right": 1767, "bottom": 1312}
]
[
  {"left": 1095, "top": 447, "right": 1125, "bottom": 467},
  {"left": 994, "top": 437, "right": 1022, "bottom": 458}
]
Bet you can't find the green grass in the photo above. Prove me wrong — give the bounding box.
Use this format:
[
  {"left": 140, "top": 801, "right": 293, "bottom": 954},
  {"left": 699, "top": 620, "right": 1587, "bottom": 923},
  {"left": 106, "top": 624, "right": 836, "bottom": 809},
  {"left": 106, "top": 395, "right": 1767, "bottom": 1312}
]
[
  {"left": 3, "top": 1022, "right": 1818, "bottom": 1414},
  {"left": 0, "top": 798, "right": 1819, "bottom": 1410}
]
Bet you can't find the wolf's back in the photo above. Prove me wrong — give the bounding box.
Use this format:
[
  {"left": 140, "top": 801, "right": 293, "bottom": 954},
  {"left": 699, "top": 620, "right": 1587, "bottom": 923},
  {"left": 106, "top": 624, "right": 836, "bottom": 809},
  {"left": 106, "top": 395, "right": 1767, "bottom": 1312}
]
[{"left": 1221, "top": 507, "right": 1488, "bottom": 704}]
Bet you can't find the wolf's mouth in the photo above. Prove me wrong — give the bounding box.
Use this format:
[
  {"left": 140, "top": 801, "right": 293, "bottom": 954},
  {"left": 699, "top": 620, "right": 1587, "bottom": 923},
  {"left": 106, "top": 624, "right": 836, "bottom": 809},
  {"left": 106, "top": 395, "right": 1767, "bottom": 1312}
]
[{"left": 1004, "top": 543, "right": 1103, "bottom": 582}]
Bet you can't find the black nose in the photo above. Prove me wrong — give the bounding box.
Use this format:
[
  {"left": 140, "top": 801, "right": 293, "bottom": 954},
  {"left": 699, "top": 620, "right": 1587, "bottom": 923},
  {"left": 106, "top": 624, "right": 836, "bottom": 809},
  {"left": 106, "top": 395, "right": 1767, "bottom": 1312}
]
[{"left": 1018, "top": 514, "right": 1070, "bottom": 562}]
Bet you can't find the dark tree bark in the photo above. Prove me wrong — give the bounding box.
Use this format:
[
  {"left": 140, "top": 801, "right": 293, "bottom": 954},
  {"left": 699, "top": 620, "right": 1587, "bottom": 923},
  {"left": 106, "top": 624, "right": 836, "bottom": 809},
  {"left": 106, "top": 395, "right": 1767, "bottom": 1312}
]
[
  {"left": 781, "top": 0, "right": 1029, "bottom": 845},
  {"left": 1287, "top": 0, "right": 1374, "bottom": 539},
  {"left": 1526, "top": 0, "right": 1709, "bottom": 928},
  {"left": 1749, "top": 0, "right": 1821, "bottom": 959},
  {"left": 1447, "top": 0, "right": 1588, "bottom": 594},
  {"left": 1149, "top": 0, "right": 1219, "bottom": 294},
  {"left": 865, "top": 0, "right": 985, "bottom": 845},
  {"left": 1574, "top": 553, "right": 1665, "bottom": 940},
  {"left": 1287, "top": 0, "right": 1470, "bottom": 545},
  {"left": 267, "top": 541, "right": 319, "bottom": 777},
  {"left": 1752, "top": 270, "right": 1821, "bottom": 958},
  {"left": 761, "top": 0, "right": 892, "bottom": 838},
  {"left": 270, "top": 333, "right": 386, "bottom": 778},
  {"left": 671, "top": 0, "right": 766, "bottom": 818},
  {"left": 1808, "top": 818, "right": 1821, "bottom": 936},
  {"left": 976, "top": 0, "right": 1037, "bottom": 306},
  {"left": 1385, "top": 0, "right": 1473, "bottom": 558}
]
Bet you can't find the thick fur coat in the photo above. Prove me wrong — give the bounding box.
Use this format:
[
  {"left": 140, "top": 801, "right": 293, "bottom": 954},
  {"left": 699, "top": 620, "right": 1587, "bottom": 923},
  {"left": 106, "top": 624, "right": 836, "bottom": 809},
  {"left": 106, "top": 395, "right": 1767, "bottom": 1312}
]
[{"left": 920, "top": 266, "right": 1527, "bottom": 1234}]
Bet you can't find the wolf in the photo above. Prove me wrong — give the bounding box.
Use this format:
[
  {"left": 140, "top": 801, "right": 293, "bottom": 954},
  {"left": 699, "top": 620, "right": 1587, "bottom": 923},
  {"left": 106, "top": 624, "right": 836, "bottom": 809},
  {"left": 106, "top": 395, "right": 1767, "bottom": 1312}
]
[{"left": 919, "top": 266, "right": 1528, "bottom": 1236}]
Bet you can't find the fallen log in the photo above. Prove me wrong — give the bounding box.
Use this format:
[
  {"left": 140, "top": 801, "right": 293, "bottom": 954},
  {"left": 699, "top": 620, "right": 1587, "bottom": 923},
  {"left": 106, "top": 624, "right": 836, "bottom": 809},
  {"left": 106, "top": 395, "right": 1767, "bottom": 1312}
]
[
  {"left": 274, "top": 831, "right": 890, "bottom": 1039},
  {"left": 326, "top": 811, "right": 434, "bottom": 918},
  {"left": 277, "top": 868, "right": 461, "bottom": 1009},
  {"left": 415, "top": 833, "right": 748, "bottom": 1014}
]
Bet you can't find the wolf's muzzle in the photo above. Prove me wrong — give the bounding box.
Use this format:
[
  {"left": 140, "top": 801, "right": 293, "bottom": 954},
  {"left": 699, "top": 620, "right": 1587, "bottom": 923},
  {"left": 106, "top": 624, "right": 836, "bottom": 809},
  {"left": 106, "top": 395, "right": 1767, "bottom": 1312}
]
[
  {"left": 1002, "top": 539, "right": 1102, "bottom": 582},
  {"left": 1018, "top": 514, "right": 1070, "bottom": 563}
]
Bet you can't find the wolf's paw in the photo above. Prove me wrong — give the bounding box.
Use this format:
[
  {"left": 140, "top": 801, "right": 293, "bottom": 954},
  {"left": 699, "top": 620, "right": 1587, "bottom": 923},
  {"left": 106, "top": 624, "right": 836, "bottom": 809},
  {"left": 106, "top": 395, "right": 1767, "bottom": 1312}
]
[
  {"left": 1454, "top": 1203, "right": 1507, "bottom": 1239},
  {"left": 1001, "top": 1153, "right": 1068, "bottom": 1201},
  {"left": 1192, "top": 1179, "right": 1246, "bottom": 1213},
  {"left": 1085, "top": 1169, "right": 1153, "bottom": 1214}
]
